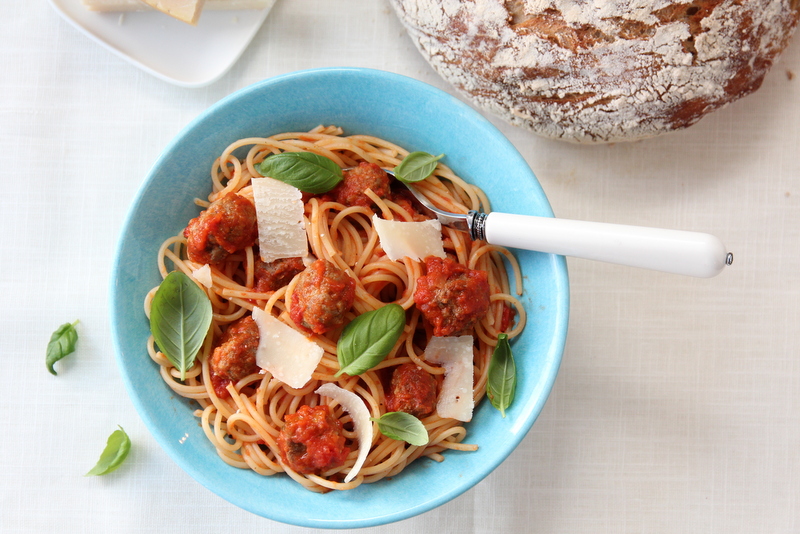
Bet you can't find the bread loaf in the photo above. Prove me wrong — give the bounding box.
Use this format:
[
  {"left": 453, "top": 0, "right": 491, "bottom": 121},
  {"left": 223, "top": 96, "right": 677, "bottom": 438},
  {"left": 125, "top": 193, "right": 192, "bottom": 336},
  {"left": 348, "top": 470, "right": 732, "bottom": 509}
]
[{"left": 390, "top": 0, "right": 799, "bottom": 143}]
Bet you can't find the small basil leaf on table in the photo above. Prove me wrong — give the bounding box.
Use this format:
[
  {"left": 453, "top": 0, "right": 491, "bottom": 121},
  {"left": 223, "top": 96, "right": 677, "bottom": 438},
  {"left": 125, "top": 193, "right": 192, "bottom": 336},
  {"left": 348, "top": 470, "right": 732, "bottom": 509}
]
[
  {"left": 46, "top": 320, "right": 79, "bottom": 376},
  {"left": 393, "top": 151, "right": 444, "bottom": 183},
  {"left": 255, "top": 151, "right": 343, "bottom": 194},
  {"left": 86, "top": 426, "right": 131, "bottom": 476},
  {"left": 149, "top": 270, "right": 212, "bottom": 381},
  {"left": 486, "top": 333, "right": 516, "bottom": 417},
  {"left": 372, "top": 412, "right": 429, "bottom": 446},
  {"left": 336, "top": 304, "right": 406, "bottom": 377}
]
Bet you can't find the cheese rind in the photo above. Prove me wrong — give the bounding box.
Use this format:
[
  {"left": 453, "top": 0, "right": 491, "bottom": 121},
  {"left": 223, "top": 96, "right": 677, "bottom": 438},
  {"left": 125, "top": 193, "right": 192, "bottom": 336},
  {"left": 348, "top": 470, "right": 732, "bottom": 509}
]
[
  {"left": 372, "top": 215, "right": 445, "bottom": 262},
  {"left": 252, "top": 177, "right": 308, "bottom": 263},
  {"left": 425, "top": 335, "right": 474, "bottom": 422},
  {"left": 252, "top": 307, "right": 323, "bottom": 389}
]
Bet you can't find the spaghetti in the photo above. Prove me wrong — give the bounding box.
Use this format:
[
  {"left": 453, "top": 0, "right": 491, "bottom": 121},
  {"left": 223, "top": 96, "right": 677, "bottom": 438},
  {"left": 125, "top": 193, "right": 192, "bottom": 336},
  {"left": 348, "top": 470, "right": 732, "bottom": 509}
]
[{"left": 144, "top": 125, "right": 526, "bottom": 492}]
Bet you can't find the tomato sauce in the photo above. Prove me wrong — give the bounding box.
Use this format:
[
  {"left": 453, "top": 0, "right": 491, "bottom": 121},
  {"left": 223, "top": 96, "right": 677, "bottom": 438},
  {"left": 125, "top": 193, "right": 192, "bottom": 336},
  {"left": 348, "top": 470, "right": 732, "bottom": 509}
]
[
  {"left": 209, "top": 316, "right": 260, "bottom": 398},
  {"left": 388, "top": 187, "right": 433, "bottom": 222},
  {"left": 499, "top": 303, "right": 516, "bottom": 332},
  {"left": 184, "top": 193, "right": 258, "bottom": 265},
  {"left": 385, "top": 363, "right": 438, "bottom": 418},
  {"left": 331, "top": 162, "right": 391, "bottom": 208},
  {"left": 413, "top": 256, "right": 490, "bottom": 336},
  {"left": 277, "top": 405, "right": 350, "bottom": 475}
]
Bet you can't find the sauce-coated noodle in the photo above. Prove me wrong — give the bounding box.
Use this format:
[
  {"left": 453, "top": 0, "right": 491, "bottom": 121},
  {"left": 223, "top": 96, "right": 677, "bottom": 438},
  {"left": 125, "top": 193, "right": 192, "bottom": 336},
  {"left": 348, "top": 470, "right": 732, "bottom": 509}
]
[{"left": 144, "top": 126, "right": 526, "bottom": 492}]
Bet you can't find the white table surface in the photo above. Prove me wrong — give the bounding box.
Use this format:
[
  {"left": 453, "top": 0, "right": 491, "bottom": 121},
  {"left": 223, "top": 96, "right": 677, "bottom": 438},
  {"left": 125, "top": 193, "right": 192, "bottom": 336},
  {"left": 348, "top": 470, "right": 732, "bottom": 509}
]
[{"left": 3, "top": 1, "right": 799, "bottom": 532}]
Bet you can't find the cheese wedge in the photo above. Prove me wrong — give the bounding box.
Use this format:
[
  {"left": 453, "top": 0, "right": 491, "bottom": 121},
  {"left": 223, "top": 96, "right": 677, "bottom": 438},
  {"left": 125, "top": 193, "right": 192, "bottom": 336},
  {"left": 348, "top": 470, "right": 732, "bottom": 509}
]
[
  {"left": 81, "top": 0, "right": 272, "bottom": 15},
  {"left": 425, "top": 336, "right": 475, "bottom": 422},
  {"left": 251, "top": 177, "right": 308, "bottom": 263},
  {"left": 252, "top": 307, "right": 324, "bottom": 389},
  {"left": 371, "top": 215, "right": 445, "bottom": 262},
  {"left": 140, "top": 0, "right": 206, "bottom": 24}
]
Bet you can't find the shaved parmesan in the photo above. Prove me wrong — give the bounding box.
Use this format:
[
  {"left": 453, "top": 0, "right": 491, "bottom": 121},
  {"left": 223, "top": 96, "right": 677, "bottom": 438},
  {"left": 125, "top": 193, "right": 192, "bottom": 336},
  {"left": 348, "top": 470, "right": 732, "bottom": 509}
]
[
  {"left": 372, "top": 215, "right": 445, "bottom": 262},
  {"left": 190, "top": 264, "right": 212, "bottom": 288},
  {"left": 252, "top": 307, "right": 323, "bottom": 389},
  {"left": 302, "top": 254, "right": 317, "bottom": 268},
  {"left": 315, "top": 383, "right": 373, "bottom": 483},
  {"left": 425, "top": 336, "right": 475, "bottom": 422},
  {"left": 252, "top": 177, "right": 308, "bottom": 263},
  {"left": 140, "top": 0, "right": 205, "bottom": 24}
]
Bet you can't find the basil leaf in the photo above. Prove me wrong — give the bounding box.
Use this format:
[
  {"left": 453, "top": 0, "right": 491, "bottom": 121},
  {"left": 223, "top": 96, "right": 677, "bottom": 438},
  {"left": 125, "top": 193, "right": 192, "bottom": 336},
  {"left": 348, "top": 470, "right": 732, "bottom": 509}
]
[
  {"left": 46, "top": 320, "right": 79, "bottom": 376},
  {"left": 255, "top": 151, "right": 343, "bottom": 194},
  {"left": 486, "top": 334, "right": 516, "bottom": 417},
  {"left": 336, "top": 304, "right": 405, "bottom": 377},
  {"left": 393, "top": 151, "right": 444, "bottom": 183},
  {"left": 372, "top": 412, "right": 429, "bottom": 446},
  {"left": 86, "top": 426, "right": 131, "bottom": 476},
  {"left": 149, "top": 270, "right": 212, "bottom": 381}
]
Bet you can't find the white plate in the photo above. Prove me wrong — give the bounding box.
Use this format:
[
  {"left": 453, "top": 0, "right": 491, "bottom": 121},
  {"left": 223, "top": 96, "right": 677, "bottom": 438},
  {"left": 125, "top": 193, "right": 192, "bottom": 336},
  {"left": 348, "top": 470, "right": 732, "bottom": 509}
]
[{"left": 49, "top": 0, "right": 275, "bottom": 87}]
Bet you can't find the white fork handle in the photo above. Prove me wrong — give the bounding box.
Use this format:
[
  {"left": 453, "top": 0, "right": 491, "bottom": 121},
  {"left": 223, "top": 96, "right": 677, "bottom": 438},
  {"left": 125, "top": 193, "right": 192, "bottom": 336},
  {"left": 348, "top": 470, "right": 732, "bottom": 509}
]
[{"left": 484, "top": 212, "right": 731, "bottom": 278}]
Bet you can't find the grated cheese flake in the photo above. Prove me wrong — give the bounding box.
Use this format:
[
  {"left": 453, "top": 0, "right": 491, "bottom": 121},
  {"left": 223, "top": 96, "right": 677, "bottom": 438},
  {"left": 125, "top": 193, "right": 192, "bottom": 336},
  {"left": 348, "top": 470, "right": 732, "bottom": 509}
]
[
  {"left": 190, "top": 264, "right": 213, "bottom": 288},
  {"left": 425, "top": 335, "right": 475, "bottom": 422},
  {"left": 371, "top": 214, "right": 445, "bottom": 262},
  {"left": 315, "top": 383, "right": 373, "bottom": 483},
  {"left": 252, "top": 307, "right": 323, "bottom": 389},
  {"left": 251, "top": 177, "right": 308, "bottom": 263}
]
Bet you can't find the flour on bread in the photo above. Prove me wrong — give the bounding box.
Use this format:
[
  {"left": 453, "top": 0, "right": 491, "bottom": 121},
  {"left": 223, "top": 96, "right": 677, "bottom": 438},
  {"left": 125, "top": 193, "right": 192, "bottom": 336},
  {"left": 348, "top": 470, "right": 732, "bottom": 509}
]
[{"left": 391, "top": 0, "right": 800, "bottom": 143}]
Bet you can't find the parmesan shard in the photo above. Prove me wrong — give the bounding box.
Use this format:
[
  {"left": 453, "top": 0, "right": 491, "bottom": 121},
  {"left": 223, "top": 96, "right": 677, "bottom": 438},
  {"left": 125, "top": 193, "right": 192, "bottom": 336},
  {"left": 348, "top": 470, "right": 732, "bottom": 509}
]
[
  {"left": 251, "top": 177, "right": 308, "bottom": 263},
  {"left": 315, "top": 383, "right": 373, "bottom": 483},
  {"left": 252, "top": 307, "right": 323, "bottom": 389},
  {"left": 425, "top": 336, "right": 475, "bottom": 422},
  {"left": 190, "top": 264, "right": 213, "bottom": 288},
  {"left": 140, "top": 0, "right": 206, "bottom": 24},
  {"left": 371, "top": 214, "right": 445, "bottom": 262},
  {"left": 301, "top": 254, "right": 317, "bottom": 268}
]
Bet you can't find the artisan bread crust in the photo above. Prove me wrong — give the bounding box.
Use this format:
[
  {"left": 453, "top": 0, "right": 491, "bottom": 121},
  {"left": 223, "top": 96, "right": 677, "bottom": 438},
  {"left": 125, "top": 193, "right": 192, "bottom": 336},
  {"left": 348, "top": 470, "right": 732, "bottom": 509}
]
[{"left": 391, "top": 0, "right": 800, "bottom": 143}]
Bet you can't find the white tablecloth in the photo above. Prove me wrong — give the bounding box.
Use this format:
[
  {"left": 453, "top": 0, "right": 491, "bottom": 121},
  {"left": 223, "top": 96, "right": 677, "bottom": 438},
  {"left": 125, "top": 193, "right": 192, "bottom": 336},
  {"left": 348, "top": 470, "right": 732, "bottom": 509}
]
[{"left": 2, "top": 1, "right": 799, "bottom": 532}]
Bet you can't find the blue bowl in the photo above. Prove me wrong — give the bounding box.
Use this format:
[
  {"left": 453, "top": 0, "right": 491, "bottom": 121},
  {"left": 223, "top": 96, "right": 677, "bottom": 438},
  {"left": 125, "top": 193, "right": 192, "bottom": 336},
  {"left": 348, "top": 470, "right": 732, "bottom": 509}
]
[{"left": 110, "top": 67, "right": 569, "bottom": 528}]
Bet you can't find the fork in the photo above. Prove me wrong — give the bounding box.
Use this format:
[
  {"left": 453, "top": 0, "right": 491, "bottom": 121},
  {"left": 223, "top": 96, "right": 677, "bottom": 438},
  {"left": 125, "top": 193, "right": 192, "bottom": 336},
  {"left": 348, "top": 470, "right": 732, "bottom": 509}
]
[{"left": 390, "top": 171, "right": 732, "bottom": 278}]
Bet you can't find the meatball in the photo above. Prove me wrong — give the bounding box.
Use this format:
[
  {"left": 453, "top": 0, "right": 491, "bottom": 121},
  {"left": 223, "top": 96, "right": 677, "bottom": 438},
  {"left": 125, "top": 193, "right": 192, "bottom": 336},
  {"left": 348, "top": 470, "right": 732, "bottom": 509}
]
[
  {"left": 389, "top": 187, "right": 433, "bottom": 222},
  {"left": 184, "top": 193, "right": 258, "bottom": 265},
  {"left": 253, "top": 256, "right": 305, "bottom": 293},
  {"left": 413, "top": 256, "right": 490, "bottom": 336},
  {"left": 332, "top": 162, "right": 391, "bottom": 208},
  {"left": 289, "top": 259, "right": 356, "bottom": 335},
  {"left": 385, "top": 363, "right": 437, "bottom": 419},
  {"left": 209, "top": 315, "right": 260, "bottom": 398},
  {"left": 277, "top": 405, "right": 350, "bottom": 475}
]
